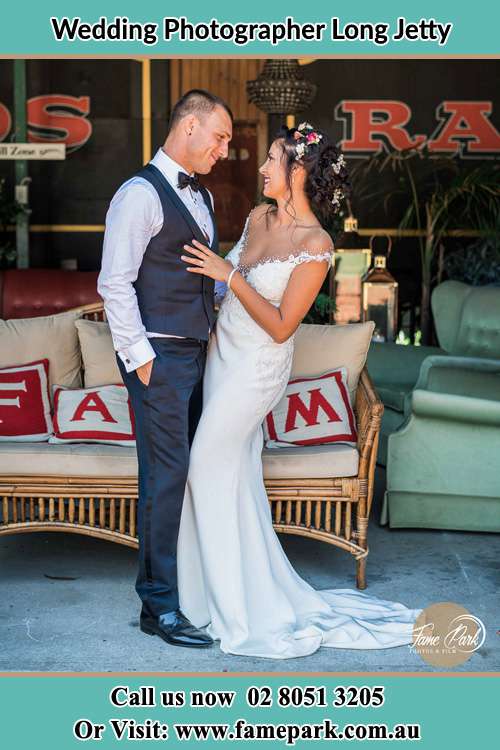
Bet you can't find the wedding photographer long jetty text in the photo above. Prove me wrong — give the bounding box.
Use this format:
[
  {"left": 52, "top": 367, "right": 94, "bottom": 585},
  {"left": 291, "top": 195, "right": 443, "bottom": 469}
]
[{"left": 49, "top": 15, "right": 453, "bottom": 48}]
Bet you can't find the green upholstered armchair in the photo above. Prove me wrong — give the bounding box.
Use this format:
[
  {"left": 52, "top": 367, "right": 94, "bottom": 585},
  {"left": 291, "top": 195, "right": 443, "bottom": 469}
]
[
  {"left": 366, "top": 279, "right": 500, "bottom": 532},
  {"left": 380, "top": 355, "right": 500, "bottom": 532},
  {"left": 367, "top": 280, "right": 500, "bottom": 466}
]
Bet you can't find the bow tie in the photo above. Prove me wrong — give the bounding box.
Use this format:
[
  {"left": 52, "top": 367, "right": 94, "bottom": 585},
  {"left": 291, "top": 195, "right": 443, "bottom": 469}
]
[{"left": 177, "top": 171, "right": 201, "bottom": 192}]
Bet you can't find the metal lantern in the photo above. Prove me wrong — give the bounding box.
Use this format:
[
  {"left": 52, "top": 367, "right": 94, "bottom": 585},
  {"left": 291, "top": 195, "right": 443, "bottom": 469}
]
[
  {"left": 362, "top": 237, "right": 399, "bottom": 342},
  {"left": 331, "top": 215, "right": 372, "bottom": 325},
  {"left": 246, "top": 60, "right": 317, "bottom": 116}
]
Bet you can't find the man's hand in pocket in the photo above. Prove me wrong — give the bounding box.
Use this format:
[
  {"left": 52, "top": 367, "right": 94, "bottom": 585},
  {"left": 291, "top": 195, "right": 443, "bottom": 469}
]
[{"left": 136, "top": 358, "right": 154, "bottom": 386}]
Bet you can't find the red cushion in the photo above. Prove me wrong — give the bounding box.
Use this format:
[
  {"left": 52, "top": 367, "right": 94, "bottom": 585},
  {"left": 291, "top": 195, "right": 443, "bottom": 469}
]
[
  {"left": 50, "top": 384, "right": 136, "bottom": 446},
  {"left": 264, "top": 368, "right": 357, "bottom": 447},
  {"left": 0, "top": 359, "right": 52, "bottom": 441},
  {"left": 1, "top": 270, "right": 100, "bottom": 319}
]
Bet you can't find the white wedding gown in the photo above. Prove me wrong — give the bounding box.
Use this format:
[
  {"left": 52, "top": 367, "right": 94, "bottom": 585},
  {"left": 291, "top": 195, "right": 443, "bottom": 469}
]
[{"left": 177, "top": 219, "right": 423, "bottom": 659}]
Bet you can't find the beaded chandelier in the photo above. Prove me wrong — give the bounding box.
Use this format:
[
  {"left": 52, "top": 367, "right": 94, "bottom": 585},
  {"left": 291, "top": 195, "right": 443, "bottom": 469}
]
[{"left": 246, "top": 60, "right": 317, "bottom": 116}]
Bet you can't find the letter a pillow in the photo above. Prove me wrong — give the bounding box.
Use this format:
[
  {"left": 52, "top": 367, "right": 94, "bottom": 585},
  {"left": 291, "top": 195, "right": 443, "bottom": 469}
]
[
  {"left": 263, "top": 368, "right": 357, "bottom": 447},
  {"left": 50, "top": 384, "right": 136, "bottom": 446}
]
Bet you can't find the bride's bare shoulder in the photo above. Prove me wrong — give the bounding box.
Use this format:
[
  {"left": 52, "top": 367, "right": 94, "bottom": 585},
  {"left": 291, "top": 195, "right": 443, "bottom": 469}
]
[
  {"left": 248, "top": 202, "right": 272, "bottom": 227},
  {"left": 301, "top": 225, "right": 334, "bottom": 253}
]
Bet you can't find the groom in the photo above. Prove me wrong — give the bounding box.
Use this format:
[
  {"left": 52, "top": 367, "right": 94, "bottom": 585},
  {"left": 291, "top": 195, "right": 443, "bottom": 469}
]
[{"left": 98, "top": 89, "right": 233, "bottom": 648}]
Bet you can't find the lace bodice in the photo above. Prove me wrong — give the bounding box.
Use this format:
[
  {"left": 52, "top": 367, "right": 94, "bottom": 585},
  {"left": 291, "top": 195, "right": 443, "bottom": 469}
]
[
  {"left": 223, "top": 213, "right": 333, "bottom": 305},
  {"left": 217, "top": 212, "right": 333, "bottom": 347}
]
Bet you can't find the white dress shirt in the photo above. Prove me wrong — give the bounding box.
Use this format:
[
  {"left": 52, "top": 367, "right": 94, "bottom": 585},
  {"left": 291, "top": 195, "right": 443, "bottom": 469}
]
[{"left": 98, "top": 148, "right": 215, "bottom": 373}]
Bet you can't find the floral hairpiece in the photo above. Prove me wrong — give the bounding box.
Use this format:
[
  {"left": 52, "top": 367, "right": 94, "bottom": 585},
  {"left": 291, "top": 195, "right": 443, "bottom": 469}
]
[
  {"left": 332, "top": 153, "right": 346, "bottom": 174},
  {"left": 331, "top": 187, "right": 344, "bottom": 207},
  {"left": 293, "top": 123, "right": 346, "bottom": 208},
  {"left": 293, "top": 121, "right": 323, "bottom": 161},
  {"left": 331, "top": 152, "right": 346, "bottom": 206}
]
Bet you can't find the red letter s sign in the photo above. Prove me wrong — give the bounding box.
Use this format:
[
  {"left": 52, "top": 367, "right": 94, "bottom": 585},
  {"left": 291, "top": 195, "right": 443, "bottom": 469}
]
[
  {"left": 0, "top": 102, "right": 11, "bottom": 142},
  {"left": 27, "top": 95, "right": 92, "bottom": 153}
]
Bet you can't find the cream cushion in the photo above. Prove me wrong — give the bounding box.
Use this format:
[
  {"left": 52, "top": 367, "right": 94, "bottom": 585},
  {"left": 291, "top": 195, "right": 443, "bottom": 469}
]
[
  {"left": 292, "top": 322, "right": 375, "bottom": 401},
  {"left": 264, "top": 443, "right": 359, "bottom": 479},
  {"left": 0, "top": 309, "right": 83, "bottom": 398},
  {"left": 0, "top": 441, "right": 358, "bottom": 480},
  {"left": 75, "top": 319, "right": 123, "bottom": 387},
  {"left": 0, "top": 441, "right": 138, "bottom": 477}
]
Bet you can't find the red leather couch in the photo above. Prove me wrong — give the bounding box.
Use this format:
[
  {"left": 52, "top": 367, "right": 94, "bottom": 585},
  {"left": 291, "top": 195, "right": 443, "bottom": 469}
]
[{"left": 0, "top": 270, "right": 100, "bottom": 319}]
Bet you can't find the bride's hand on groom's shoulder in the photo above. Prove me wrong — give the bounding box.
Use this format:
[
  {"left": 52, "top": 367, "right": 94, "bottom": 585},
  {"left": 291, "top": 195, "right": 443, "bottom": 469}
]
[{"left": 181, "top": 240, "right": 233, "bottom": 283}]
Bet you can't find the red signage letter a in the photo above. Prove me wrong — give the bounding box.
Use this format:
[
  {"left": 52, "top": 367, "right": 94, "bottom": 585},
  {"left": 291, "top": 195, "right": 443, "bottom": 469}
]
[
  {"left": 71, "top": 392, "right": 116, "bottom": 423},
  {"left": 284, "top": 389, "right": 341, "bottom": 433},
  {"left": 428, "top": 101, "right": 500, "bottom": 155},
  {"left": 338, "top": 100, "right": 426, "bottom": 153}
]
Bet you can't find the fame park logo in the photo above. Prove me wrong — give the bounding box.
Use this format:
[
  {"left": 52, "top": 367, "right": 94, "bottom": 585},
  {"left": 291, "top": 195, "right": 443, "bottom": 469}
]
[{"left": 410, "top": 602, "right": 486, "bottom": 667}]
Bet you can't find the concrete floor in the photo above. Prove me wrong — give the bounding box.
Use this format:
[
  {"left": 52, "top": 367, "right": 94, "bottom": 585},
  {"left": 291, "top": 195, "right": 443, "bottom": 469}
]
[{"left": 1, "top": 469, "right": 499, "bottom": 673}]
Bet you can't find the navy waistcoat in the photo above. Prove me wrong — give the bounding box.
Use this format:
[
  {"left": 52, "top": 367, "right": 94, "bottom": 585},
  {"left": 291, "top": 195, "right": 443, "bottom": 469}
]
[{"left": 132, "top": 163, "right": 217, "bottom": 340}]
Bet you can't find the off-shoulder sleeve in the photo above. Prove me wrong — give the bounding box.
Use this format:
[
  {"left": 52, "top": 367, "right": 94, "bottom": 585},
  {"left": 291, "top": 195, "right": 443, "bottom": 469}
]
[{"left": 291, "top": 243, "right": 334, "bottom": 269}]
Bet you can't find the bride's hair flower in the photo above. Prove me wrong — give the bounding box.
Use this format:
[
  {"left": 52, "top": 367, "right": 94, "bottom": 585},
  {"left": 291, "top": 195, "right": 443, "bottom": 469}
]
[
  {"left": 332, "top": 153, "right": 346, "bottom": 174},
  {"left": 331, "top": 187, "right": 344, "bottom": 207},
  {"left": 293, "top": 121, "right": 323, "bottom": 161},
  {"left": 295, "top": 141, "right": 307, "bottom": 159}
]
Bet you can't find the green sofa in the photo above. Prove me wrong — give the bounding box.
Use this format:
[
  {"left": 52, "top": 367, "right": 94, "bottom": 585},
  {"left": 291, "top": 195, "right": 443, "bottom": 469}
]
[{"left": 367, "top": 280, "right": 500, "bottom": 532}]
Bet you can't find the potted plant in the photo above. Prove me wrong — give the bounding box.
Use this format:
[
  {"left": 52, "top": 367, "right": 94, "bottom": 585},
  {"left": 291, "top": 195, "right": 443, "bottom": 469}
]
[
  {"left": 443, "top": 231, "right": 500, "bottom": 286},
  {"left": 0, "top": 178, "right": 23, "bottom": 269},
  {"left": 351, "top": 149, "right": 499, "bottom": 343}
]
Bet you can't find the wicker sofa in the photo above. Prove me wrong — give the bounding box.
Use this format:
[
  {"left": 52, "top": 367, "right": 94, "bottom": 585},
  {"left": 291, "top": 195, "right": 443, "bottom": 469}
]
[{"left": 0, "top": 301, "right": 383, "bottom": 589}]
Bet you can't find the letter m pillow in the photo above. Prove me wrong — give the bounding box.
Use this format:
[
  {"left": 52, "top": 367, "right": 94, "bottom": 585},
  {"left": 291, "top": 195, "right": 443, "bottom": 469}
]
[
  {"left": 264, "top": 368, "right": 357, "bottom": 447},
  {"left": 50, "top": 384, "right": 136, "bottom": 446}
]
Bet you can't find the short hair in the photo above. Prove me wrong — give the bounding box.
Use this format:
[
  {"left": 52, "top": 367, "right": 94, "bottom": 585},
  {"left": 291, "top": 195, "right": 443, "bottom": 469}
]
[{"left": 168, "top": 89, "right": 233, "bottom": 130}]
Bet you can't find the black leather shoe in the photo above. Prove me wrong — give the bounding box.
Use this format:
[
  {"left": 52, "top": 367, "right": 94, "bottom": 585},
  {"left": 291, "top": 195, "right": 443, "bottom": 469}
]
[{"left": 140, "top": 608, "right": 214, "bottom": 648}]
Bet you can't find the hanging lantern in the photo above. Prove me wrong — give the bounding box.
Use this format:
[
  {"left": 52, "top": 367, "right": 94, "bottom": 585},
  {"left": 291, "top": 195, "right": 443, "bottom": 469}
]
[
  {"left": 362, "top": 237, "right": 398, "bottom": 342},
  {"left": 246, "top": 60, "right": 317, "bottom": 117},
  {"left": 331, "top": 214, "right": 372, "bottom": 325}
]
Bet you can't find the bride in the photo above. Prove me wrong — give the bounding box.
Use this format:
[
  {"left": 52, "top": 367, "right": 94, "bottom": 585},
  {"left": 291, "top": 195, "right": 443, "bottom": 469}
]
[{"left": 177, "top": 122, "right": 422, "bottom": 659}]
